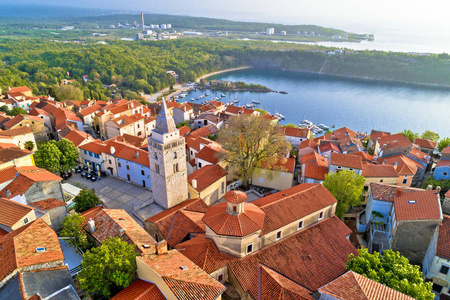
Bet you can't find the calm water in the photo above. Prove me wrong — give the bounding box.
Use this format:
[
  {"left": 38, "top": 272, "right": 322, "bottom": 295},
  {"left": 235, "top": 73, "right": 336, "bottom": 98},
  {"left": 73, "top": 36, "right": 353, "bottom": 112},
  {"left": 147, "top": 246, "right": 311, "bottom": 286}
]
[{"left": 185, "top": 69, "right": 450, "bottom": 138}]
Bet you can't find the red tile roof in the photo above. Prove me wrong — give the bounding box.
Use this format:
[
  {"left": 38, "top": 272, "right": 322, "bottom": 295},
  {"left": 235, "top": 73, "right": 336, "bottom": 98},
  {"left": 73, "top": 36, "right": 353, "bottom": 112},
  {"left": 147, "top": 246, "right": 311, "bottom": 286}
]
[
  {"left": 413, "top": 138, "right": 437, "bottom": 150},
  {"left": 299, "top": 139, "right": 317, "bottom": 150},
  {"left": 282, "top": 127, "right": 310, "bottom": 138},
  {"left": 409, "top": 148, "right": 430, "bottom": 163},
  {"left": 111, "top": 279, "right": 165, "bottom": 300},
  {"left": 178, "top": 126, "right": 191, "bottom": 136},
  {"left": 110, "top": 114, "right": 145, "bottom": 128},
  {"left": 107, "top": 141, "right": 150, "bottom": 167},
  {"left": 3, "top": 114, "right": 44, "bottom": 129},
  {"left": 378, "top": 134, "right": 412, "bottom": 150},
  {"left": 437, "top": 215, "right": 450, "bottom": 260},
  {"left": 303, "top": 164, "right": 328, "bottom": 181},
  {"left": 80, "top": 205, "right": 104, "bottom": 226},
  {"left": 63, "top": 130, "right": 91, "bottom": 147},
  {"left": 333, "top": 127, "right": 357, "bottom": 139},
  {"left": 370, "top": 131, "right": 389, "bottom": 141},
  {"left": 111, "top": 133, "right": 147, "bottom": 148},
  {"left": 195, "top": 145, "right": 222, "bottom": 164},
  {"left": 300, "top": 152, "right": 328, "bottom": 168},
  {"left": 0, "top": 168, "right": 62, "bottom": 198},
  {"left": 8, "top": 86, "right": 32, "bottom": 94},
  {"left": 177, "top": 216, "right": 356, "bottom": 296},
  {"left": 203, "top": 202, "right": 265, "bottom": 237},
  {"left": 145, "top": 199, "right": 208, "bottom": 248},
  {"left": 83, "top": 209, "right": 157, "bottom": 255},
  {"left": 442, "top": 147, "right": 450, "bottom": 154},
  {"left": 259, "top": 157, "right": 296, "bottom": 173},
  {"left": 0, "top": 127, "right": 33, "bottom": 137},
  {"left": 0, "top": 166, "right": 40, "bottom": 184},
  {"left": 189, "top": 126, "right": 215, "bottom": 138},
  {"left": 362, "top": 164, "right": 398, "bottom": 178},
  {"left": 253, "top": 184, "right": 337, "bottom": 235},
  {"left": 30, "top": 198, "right": 66, "bottom": 210},
  {"left": 382, "top": 156, "right": 417, "bottom": 176},
  {"left": 350, "top": 151, "right": 374, "bottom": 162},
  {"left": 436, "top": 160, "right": 450, "bottom": 168},
  {"left": 187, "top": 136, "right": 216, "bottom": 152},
  {"left": 0, "top": 197, "right": 34, "bottom": 227},
  {"left": 260, "top": 265, "right": 314, "bottom": 300},
  {"left": 394, "top": 190, "right": 441, "bottom": 220},
  {"left": 0, "top": 218, "right": 64, "bottom": 281},
  {"left": 0, "top": 147, "right": 32, "bottom": 164},
  {"left": 138, "top": 250, "right": 225, "bottom": 300},
  {"left": 319, "top": 142, "right": 341, "bottom": 153},
  {"left": 331, "top": 152, "right": 363, "bottom": 169},
  {"left": 319, "top": 271, "right": 414, "bottom": 300},
  {"left": 188, "top": 165, "right": 227, "bottom": 193},
  {"left": 369, "top": 183, "right": 423, "bottom": 203},
  {"left": 79, "top": 103, "right": 103, "bottom": 117},
  {"left": 79, "top": 140, "right": 107, "bottom": 155},
  {"left": 383, "top": 154, "right": 423, "bottom": 171},
  {"left": 224, "top": 190, "right": 247, "bottom": 204}
]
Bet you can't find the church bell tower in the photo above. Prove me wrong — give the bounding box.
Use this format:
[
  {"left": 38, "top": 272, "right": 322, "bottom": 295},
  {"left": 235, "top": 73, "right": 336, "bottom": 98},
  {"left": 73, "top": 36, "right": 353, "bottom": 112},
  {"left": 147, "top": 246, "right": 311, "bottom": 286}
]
[{"left": 148, "top": 98, "right": 188, "bottom": 209}]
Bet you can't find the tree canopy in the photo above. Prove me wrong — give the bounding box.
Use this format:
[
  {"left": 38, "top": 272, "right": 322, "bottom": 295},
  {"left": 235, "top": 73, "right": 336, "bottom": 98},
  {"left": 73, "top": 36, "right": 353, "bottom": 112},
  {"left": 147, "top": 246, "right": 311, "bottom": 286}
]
[
  {"left": 323, "top": 170, "right": 365, "bottom": 218},
  {"left": 346, "top": 249, "right": 434, "bottom": 300},
  {"left": 57, "top": 138, "right": 79, "bottom": 171},
  {"left": 420, "top": 130, "right": 440, "bottom": 142},
  {"left": 60, "top": 214, "right": 90, "bottom": 250},
  {"left": 77, "top": 237, "right": 138, "bottom": 299},
  {"left": 34, "top": 139, "right": 79, "bottom": 172},
  {"left": 218, "top": 115, "right": 291, "bottom": 189},
  {"left": 401, "top": 129, "right": 419, "bottom": 142},
  {"left": 438, "top": 137, "right": 450, "bottom": 152},
  {"left": 74, "top": 189, "right": 101, "bottom": 213}
]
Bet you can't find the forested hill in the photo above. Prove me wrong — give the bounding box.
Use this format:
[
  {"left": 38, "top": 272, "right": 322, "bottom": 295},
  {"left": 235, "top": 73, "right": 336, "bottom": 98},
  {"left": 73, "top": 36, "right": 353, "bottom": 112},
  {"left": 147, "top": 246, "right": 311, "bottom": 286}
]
[{"left": 0, "top": 38, "right": 448, "bottom": 102}]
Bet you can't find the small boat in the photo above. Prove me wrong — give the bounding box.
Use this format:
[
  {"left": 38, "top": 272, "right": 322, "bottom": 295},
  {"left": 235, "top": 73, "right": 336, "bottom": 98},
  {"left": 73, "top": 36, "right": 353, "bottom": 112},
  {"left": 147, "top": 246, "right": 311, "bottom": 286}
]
[
  {"left": 252, "top": 100, "right": 260, "bottom": 104},
  {"left": 190, "top": 98, "right": 195, "bottom": 101},
  {"left": 220, "top": 93, "right": 226, "bottom": 97},
  {"left": 275, "top": 113, "right": 285, "bottom": 120},
  {"left": 232, "top": 100, "right": 240, "bottom": 104},
  {"left": 279, "top": 91, "right": 288, "bottom": 94},
  {"left": 246, "top": 104, "right": 255, "bottom": 108},
  {"left": 299, "top": 120, "right": 313, "bottom": 127},
  {"left": 318, "top": 124, "right": 330, "bottom": 130},
  {"left": 205, "top": 93, "right": 210, "bottom": 96}
]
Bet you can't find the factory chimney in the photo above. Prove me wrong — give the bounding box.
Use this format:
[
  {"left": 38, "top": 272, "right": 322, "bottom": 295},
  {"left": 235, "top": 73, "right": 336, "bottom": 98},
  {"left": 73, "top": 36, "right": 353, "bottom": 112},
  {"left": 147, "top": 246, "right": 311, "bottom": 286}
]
[{"left": 141, "top": 12, "right": 145, "bottom": 32}]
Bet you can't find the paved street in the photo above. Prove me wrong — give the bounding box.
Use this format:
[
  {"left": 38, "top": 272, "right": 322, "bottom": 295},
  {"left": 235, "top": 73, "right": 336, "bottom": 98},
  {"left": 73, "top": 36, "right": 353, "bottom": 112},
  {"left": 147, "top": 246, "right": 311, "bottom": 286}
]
[{"left": 66, "top": 174, "right": 164, "bottom": 225}]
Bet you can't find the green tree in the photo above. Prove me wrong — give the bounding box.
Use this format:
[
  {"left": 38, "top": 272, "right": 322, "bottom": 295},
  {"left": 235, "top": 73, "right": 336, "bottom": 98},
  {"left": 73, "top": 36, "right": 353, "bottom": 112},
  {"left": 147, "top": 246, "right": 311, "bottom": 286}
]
[
  {"left": 346, "top": 249, "right": 434, "bottom": 300},
  {"left": 56, "top": 84, "right": 84, "bottom": 101},
  {"left": 57, "top": 138, "right": 79, "bottom": 171},
  {"left": 7, "top": 107, "right": 28, "bottom": 117},
  {"left": 401, "top": 129, "right": 419, "bottom": 142},
  {"left": 60, "top": 214, "right": 90, "bottom": 250},
  {"left": 0, "top": 106, "right": 10, "bottom": 113},
  {"left": 74, "top": 189, "right": 101, "bottom": 213},
  {"left": 176, "top": 120, "right": 191, "bottom": 129},
  {"left": 283, "top": 123, "right": 299, "bottom": 128},
  {"left": 438, "top": 137, "right": 450, "bottom": 152},
  {"left": 218, "top": 115, "right": 291, "bottom": 189},
  {"left": 77, "top": 237, "right": 138, "bottom": 298},
  {"left": 323, "top": 170, "right": 365, "bottom": 218},
  {"left": 420, "top": 130, "right": 440, "bottom": 142},
  {"left": 254, "top": 108, "right": 268, "bottom": 115},
  {"left": 24, "top": 140, "right": 34, "bottom": 151},
  {"left": 34, "top": 141, "right": 61, "bottom": 173}
]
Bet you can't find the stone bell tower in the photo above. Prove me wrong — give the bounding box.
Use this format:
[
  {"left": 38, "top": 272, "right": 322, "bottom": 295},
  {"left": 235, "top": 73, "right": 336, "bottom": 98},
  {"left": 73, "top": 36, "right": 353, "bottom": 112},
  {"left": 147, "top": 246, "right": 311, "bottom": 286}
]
[{"left": 148, "top": 98, "right": 188, "bottom": 209}]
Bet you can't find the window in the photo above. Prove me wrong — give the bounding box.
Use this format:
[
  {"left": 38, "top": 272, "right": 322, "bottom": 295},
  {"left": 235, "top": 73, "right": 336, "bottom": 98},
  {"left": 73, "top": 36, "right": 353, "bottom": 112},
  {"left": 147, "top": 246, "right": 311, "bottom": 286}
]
[
  {"left": 198, "top": 162, "right": 202, "bottom": 168},
  {"left": 142, "top": 180, "right": 146, "bottom": 187},
  {"left": 218, "top": 274, "right": 224, "bottom": 282},
  {"left": 141, "top": 170, "right": 145, "bottom": 176},
  {"left": 126, "top": 165, "right": 130, "bottom": 170},
  {"left": 155, "top": 165, "right": 160, "bottom": 174},
  {"left": 127, "top": 174, "right": 131, "bottom": 181},
  {"left": 364, "top": 186, "right": 369, "bottom": 191},
  {"left": 173, "top": 152, "right": 177, "bottom": 159},
  {"left": 137, "top": 124, "right": 140, "bottom": 128},
  {"left": 246, "top": 244, "right": 253, "bottom": 254},
  {"left": 319, "top": 211, "right": 324, "bottom": 220},
  {"left": 89, "top": 151, "right": 93, "bottom": 157},
  {"left": 232, "top": 206, "right": 237, "bottom": 213},
  {"left": 432, "top": 283, "right": 443, "bottom": 293},
  {"left": 380, "top": 179, "right": 384, "bottom": 183},
  {"left": 173, "top": 163, "right": 179, "bottom": 173},
  {"left": 109, "top": 159, "right": 112, "bottom": 164},
  {"left": 204, "top": 120, "right": 207, "bottom": 126},
  {"left": 402, "top": 176, "right": 408, "bottom": 184},
  {"left": 154, "top": 152, "right": 158, "bottom": 160},
  {"left": 298, "top": 220, "right": 304, "bottom": 230},
  {"left": 118, "top": 162, "right": 121, "bottom": 167},
  {"left": 94, "top": 154, "right": 99, "bottom": 159},
  {"left": 190, "top": 151, "right": 193, "bottom": 155},
  {"left": 221, "top": 181, "right": 225, "bottom": 194},
  {"left": 440, "top": 265, "right": 450, "bottom": 275},
  {"left": 84, "top": 150, "right": 87, "bottom": 155},
  {"left": 276, "top": 230, "right": 282, "bottom": 240},
  {"left": 23, "top": 217, "right": 29, "bottom": 224},
  {"left": 445, "top": 172, "right": 448, "bottom": 176},
  {"left": 337, "top": 166, "right": 342, "bottom": 169},
  {"left": 259, "top": 177, "right": 264, "bottom": 183},
  {"left": 349, "top": 168, "right": 353, "bottom": 171}
]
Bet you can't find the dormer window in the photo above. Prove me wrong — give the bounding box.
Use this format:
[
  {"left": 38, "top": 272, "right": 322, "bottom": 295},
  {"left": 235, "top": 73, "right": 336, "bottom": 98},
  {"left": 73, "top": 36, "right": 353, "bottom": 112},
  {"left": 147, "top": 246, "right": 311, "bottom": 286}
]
[
  {"left": 276, "top": 230, "right": 282, "bottom": 241},
  {"left": 232, "top": 206, "right": 237, "bottom": 213},
  {"left": 298, "top": 220, "right": 304, "bottom": 230},
  {"left": 23, "top": 217, "right": 29, "bottom": 225},
  {"left": 319, "top": 211, "right": 324, "bottom": 220},
  {"left": 246, "top": 243, "right": 253, "bottom": 254}
]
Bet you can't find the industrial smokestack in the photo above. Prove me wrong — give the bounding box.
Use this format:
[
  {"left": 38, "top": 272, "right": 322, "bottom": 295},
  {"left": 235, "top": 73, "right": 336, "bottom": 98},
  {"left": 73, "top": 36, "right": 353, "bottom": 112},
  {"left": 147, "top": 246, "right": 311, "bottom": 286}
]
[{"left": 141, "top": 12, "right": 145, "bottom": 32}]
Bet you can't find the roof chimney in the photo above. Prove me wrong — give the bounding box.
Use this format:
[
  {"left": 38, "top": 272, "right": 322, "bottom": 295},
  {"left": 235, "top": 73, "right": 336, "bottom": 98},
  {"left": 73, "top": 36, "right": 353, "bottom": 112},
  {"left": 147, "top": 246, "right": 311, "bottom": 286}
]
[
  {"left": 88, "top": 218, "right": 96, "bottom": 233},
  {"left": 436, "top": 186, "right": 441, "bottom": 193},
  {"left": 192, "top": 179, "right": 197, "bottom": 189},
  {"left": 4, "top": 189, "right": 11, "bottom": 197},
  {"left": 118, "top": 228, "right": 125, "bottom": 237},
  {"left": 426, "top": 185, "right": 433, "bottom": 191},
  {"left": 156, "top": 240, "right": 168, "bottom": 255},
  {"left": 396, "top": 187, "right": 403, "bottom": 196},
  {"left": 135, "top": 151, "right": 139, "bottom": 159}
]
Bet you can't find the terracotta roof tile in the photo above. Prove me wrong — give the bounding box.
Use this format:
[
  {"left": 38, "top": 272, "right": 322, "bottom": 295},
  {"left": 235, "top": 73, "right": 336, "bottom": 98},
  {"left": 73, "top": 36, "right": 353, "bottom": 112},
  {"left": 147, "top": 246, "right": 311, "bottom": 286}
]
[
  {"left": 30, "top": 198, "right": 66, "bottom": 210},
  {"left": 362, "top": 164, "right": 398, "bottom": 178},
  {"left": 409, "top": 148, "right": 430, "bottom": 163},
  {"left": 0, "top": 127, "right": 33, "bottom": 137},
  {"left": 300, "top": 152, "right": 328, "bottom": 167},
  {"left": 139, "top": 250, "right": 225, "bottom": 300},
  {"left": 442, "top": 147, "right": 450, "bottom": 154},
  {"left": 436, "top": 160, "right": 450, "bottom": 168},
  {"left": 319, "top": 271, "right": 414, "bottom": 300},
  {"left": 177, "top": 216, "right": 356, "bottom": 297},
  {"left": 437, "top": 215, "right": 450, "bottom": 260},
  {"left": 0, "top": 169, "right": 61, "bottom": 198},
  {"left": 260, "top": 265, "right": 314, "bottom": 300},
  {"left": 413, "top": 138, "right": 437, "bottom": 150},
  {"left": 333, "top": 127, "right": 357, "bottom": 139},
  {"left": 0, "top": 218, "right": 64, "bottom": 281},
  {"left": 195, "top": 146, "right": 222, "bottom": 164},
  {"left": 369, "top": 183, "right": 423, "bottom": 202},
  {"left": 282, "top": 127, "right": 310, "bottom": 138},
  {"left": 0, "top": 147, "right": 32, "bottom": 164},
  {"left": 80, "top": 205, "right": 103, "bottom": 226},
  {"left": 79, "top": 140, "right": 107, "bottom": 155},
  {"left": 189, "top": 127, "right": 215, "bottom": 138},
  {"left": 319, "top": 142, "right": 341, "bottom": 153},
  {"left": 186, "top": 136, "right": 216, "bottom": 152},
  {"left": 111, "top": 279, "right": 165, "bottom": 300},
  {"left": 394, "top": 190, "right": 441, "bottom": 220},
  {"left": 299, "top": 139, "right": 317, "bottom": 150},
  {"left": 370, "top": 131, "right": 389, "bottom": 141},
  {"left": 224, "top": 190, "right": 247, "bottom": 204},
  {"left": 378, "top": 134, "right": 412, "bottom": 150},
  {"left": 382, "top": 156, "right": 417, "bottom": 176},
  {"left": 260, "top": 157, "right": 296, "bottom": 173},
  {"left": 3, "top": 114, "right": 44, "bottom": 129},
  {"left": 203, "top": 202, "right": 265, "bottom": 237},
  {"left": 79, "top": 104, "right": 103, "bottom": 117},
  {"left": 188, "top": 165, "right": 227, "bottom": 193},
  {"left": 8, "top": 86, "right": 32, "bottom": 94},
  {"left": 0, "top": 197, "right": 34, "bottom": 227},
  {"left": 178, "top": 126, "right": 191, "bottom": 136},
  {"left": 383, "top": 154, "right": 423, "bottom": 171},
  {"left": 331, "top": 153, "right": 363, "bottom": 169},
  {"left": 350, "top": 151, "right": 374, "bottom": 163},
  {"left": 303, "top": 165, "right": 328, "bottom": 181},
  {"left": 253, "top": 184, "right": 337, "bottom": 235},
  {"left": 0, "top": 166, "right": 40, "bottom": 185}
]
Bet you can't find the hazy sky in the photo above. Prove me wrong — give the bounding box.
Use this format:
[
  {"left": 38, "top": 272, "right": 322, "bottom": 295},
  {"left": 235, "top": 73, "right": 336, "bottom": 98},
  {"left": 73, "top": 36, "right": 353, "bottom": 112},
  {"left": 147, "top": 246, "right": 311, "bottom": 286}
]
[{"left": 3, "top": 0, "right": 450, "bottom": 33}]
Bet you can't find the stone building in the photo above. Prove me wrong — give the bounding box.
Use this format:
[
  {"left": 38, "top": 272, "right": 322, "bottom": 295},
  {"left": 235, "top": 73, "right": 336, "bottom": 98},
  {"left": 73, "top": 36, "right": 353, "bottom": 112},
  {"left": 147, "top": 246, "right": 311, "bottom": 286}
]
[{"left": 148, "top": 98, "right": 188, "bottom": 209}]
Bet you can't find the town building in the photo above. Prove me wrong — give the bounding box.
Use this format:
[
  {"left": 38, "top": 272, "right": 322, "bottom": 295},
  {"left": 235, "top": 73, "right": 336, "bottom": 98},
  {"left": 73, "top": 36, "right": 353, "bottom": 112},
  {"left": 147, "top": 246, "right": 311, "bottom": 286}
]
[
  {"left": 0, "top": 127, "right": 37, "bottom": 151},
  {"left": 3, "top": 114, "right": 48, "bottom": 143},
  {"left": 187, "top": 164, "right": 227, "bottom": 205},
  {"left": 329, "top": 152, "right": 363, "bottom": 175},
  {"left": 414, "top": 137, "right": 437, "bottom": 155},
  {"left": 252, "top": 157, "right": 296, "bottom": 191}
]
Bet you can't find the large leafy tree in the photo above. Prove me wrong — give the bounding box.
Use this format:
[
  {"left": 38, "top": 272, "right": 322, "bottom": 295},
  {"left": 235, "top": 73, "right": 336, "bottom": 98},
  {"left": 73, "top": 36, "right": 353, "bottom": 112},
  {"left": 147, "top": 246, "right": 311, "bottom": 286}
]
[
  {"left": 7, "top": 107, "right": 28, "bottom": 117},
  {"left": 218, "top": 115, "right": 291, "bottom": 189},
  {"left": 60, "top": 214, "right": 90, "bottom": 250},
  {"left": 420, "top": 130, "right": 440, "bottom": 142},
  {"left": 57, "top": 138, "right": 79, "bottom": 171},
  {"left": 346, "top": 249, "right": 434, "bottom": 300},
  {"left": 438, "top": 137, "right": 450, "bottom": 152},
  {"left": 56, "top": 84, "right": 84, "bottom": 101},
  {"left": 401, "top": 129, "right": 419, "bottom": 142},
  {"left": 323, "top": 170, "right": 365, "bottom": 218},
  {"left": 77, "top": 237, "right": 138, "bottom": 299},
  {"left": 74, "top": 189, "right": 101, "bottom": 213},
  {"left": 34, "top": 141, "right": 61, "bottom": 173}
]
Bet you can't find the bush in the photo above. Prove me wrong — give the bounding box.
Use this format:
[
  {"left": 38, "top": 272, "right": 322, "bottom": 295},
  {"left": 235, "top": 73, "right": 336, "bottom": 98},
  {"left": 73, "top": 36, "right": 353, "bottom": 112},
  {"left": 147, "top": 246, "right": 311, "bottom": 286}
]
[{"left": 74, "top": 189, "right": 101, "bottom": 213}]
